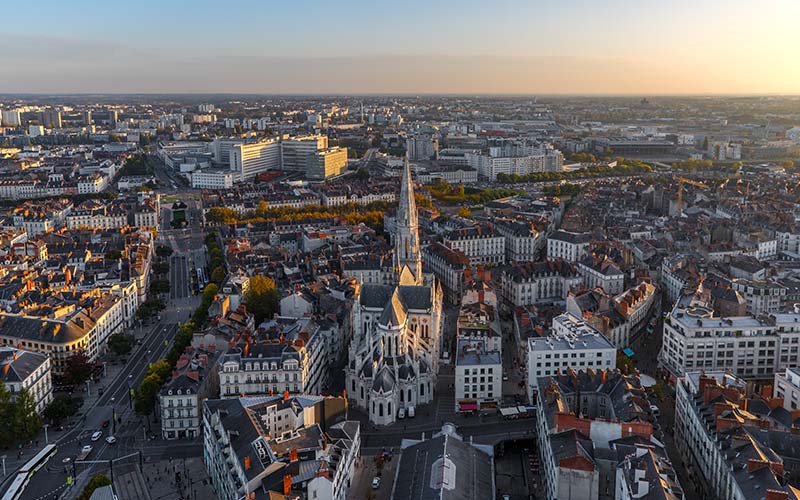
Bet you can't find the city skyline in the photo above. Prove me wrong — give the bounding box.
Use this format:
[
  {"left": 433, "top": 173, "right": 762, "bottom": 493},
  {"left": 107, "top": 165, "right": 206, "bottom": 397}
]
[{"left": 3, "top": 0, "right": 799, "bottom": 95}]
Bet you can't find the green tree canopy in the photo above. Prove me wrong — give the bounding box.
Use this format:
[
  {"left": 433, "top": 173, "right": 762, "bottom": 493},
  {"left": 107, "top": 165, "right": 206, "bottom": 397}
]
[{"left": 244, "top": 275, "right": 279, "bottom": 324}]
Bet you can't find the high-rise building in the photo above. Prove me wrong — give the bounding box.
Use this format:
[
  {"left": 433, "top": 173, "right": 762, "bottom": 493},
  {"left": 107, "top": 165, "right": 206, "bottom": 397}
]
[
  {"left": 306, "top": 146, "right": 349, "bottom": 179},
  {"left": 82, "top": 110, "right": 92, "bottom": 126},
  {"left": 1, "top": 109, "right": 21, "bottom": 127},
  {"left": 229, "top": 140, "right": 281, "bottom": 181},
  {"left": 40, "top": 109, "right": 62, "bottom": 128},
  {"left": 211, "top": 138, "right": 244, "bottom": 164},
  {"left": 281, "top": 135, "right": 327, "bottom": 171},
  {"left": 406, "top": 134, "right": 438, "bottom": 160},
  {"left": 29, "top": 125, "right": 45, "bottom": 138}
]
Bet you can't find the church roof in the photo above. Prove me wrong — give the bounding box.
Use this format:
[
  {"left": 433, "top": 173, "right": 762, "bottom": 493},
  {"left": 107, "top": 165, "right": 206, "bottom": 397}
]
[
  {"left": 372, "top": 367, "right": 395, "bottom": 393},
  {"left": 380, "top": 290, "right": 407, "bottom": 326}
]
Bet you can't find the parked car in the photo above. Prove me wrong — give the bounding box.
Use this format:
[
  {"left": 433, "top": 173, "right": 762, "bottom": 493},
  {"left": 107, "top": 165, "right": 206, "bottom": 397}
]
[
  {"left": 398, "top": 408, "right": 405, "bottom": 419},
  {"left": 649, "top": 405, "right": 660, "bottom": 417},
  {"left": 91, "top": 431, "right": 102, "bottom": 441},
  {"left": 372, "top": 477, "right": 381, "bottom": 489},
  {"left": 407, "top": 406, "right": 416, "bottom": 418}
]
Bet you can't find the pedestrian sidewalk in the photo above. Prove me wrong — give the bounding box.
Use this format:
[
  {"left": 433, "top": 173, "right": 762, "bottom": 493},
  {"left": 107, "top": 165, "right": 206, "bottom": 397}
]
[{"left": 141, "top": 457, "right": 215, "bottom": 500}]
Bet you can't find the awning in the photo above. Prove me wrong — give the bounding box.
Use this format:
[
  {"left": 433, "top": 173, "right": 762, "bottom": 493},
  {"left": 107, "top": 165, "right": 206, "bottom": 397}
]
[
  {"left": 623, "top": 348, "right": 635, "bottom": 358},
  {"left": 499, "top": 407, "right": 519, "bottom": 417},
  {"left": 460, "top": 403, "right": 478, "bottom": 411}
]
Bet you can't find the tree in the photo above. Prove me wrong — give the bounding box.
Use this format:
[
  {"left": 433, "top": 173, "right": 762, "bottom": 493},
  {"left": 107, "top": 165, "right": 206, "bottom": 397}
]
[
  {"left": 12, "top": 389, "right": 41, "bottom": 440},
  {"left": 244, "top": 275, "right": 279, "bottom": 324},
  {"left": 134, "top": 373, "right": 163, "bottom": 418},
  {"left": 0, "top": 381, "right": 12, "bottom": 447},
  {"left": 457, "top": 206, "right": 471, "bottom": 219},
  {"left": 64, "top": 351, "right": 93, "bottom": 385},
  {"left": 105, "top": 249, "right": 123, "bottom": 260},
  {"left": 156, "top": 245, "right": 174, "bottom": 258},
  {"left": 44, "top": 395, "right": 81, "bottom": 425},
  {"left": 78, "top": 474, "right": 112, "bottom": 500},
  {"left": 211, "top": 266, "right": 226, "bottom": 285},
  {"left": 107, "top": 334, "right": 134, "bottom": 357},
  {"left": 354, "top": 168, "right": 370, "bottom": 180},
  {"left": 203, "top": 283, "right": 220, "bottom": 302}
]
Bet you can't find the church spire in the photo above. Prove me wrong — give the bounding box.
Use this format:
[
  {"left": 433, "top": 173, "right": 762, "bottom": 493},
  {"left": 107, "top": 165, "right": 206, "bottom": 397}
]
[{"left": 394, "top": 155, "right": 422, "bottom": 283}]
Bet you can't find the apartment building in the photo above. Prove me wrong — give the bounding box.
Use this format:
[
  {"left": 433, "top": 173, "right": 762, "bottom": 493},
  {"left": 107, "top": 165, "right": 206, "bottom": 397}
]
[
  {"left": 306, "top": 147, "right": 349, "bottom": 180},
  {"left": 0, "top": 347, "right": 53, "bottom": 414},
  {"left": 281, "top": 135, "right": 327, "bottom": 171},
  {"left": 443, "top": 223, "right": 506, "bottom": 266},
  {"left": 578, "top": 254, "right": 625, "bottom": 295},
  {"left": 499, "top": 260, "right": 582, "bottom": 311},
  {"left": 421, "top": 242, "right": 469, "bottom": 305},
  {"left": 547, "top": 230, "right": 592, "bottom": 263}
]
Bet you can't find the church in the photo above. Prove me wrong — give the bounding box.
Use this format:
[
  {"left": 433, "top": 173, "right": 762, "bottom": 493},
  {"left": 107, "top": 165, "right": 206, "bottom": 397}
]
[{"left": 345, "top": 158, "right": 444, "bottom": 426}]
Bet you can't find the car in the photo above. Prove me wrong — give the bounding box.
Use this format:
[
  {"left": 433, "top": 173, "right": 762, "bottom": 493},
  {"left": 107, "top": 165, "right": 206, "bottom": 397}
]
[
  {"left": 81, "top": 445, "right": 93, "bottom": 454},
  {"left": 649, "top": 404, "right": 660, "bottom": 417},
  {"left": 372, "top": 477, "right": 381, "bottom": 489},
  {"left": 91, "top": 431, "right": 102, "bottom": 441},
  {"left": 407, "top": 406, "right": 415, "bottom": 418},
  {"left": 398, "top": 408, "right": 405, "bottom": 419},
  {"left": 105, "top": 436, "right": 117, "bottom": 444},
  {"left": 502, "top": 373, "right": 509, "bottom": 381}
]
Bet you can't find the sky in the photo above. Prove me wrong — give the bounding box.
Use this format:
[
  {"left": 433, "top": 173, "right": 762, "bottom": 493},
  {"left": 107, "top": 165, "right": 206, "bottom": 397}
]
[{"left": 2, "top": 0, "right": 799, "bottom": 95}]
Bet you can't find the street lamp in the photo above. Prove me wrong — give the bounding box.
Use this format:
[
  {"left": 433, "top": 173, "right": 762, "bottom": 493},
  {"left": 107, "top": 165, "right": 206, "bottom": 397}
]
[{"left": 43, "top": 424, "right": 49, "bottom": 444}]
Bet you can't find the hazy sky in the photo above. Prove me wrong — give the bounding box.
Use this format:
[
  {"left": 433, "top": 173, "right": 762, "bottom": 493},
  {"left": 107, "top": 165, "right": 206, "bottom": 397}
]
[{"left": 2, "top": 0, "right": 799, "bottom": 95}]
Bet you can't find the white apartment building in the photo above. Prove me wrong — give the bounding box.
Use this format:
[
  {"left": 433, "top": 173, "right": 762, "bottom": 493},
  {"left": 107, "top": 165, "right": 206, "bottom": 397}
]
[
  {"left": 730, "top": 279, "right": 786, "bottom": 316},
  {"left": 777, "top": 230, "right": 800, "bottom": 257},
  {"left": 774, "top": 366, "right": 800, "bottom": 410},
  {"left": 466, "top": 152, "right": 547, "bottom": 181},
  {"left": 499, "top": 260, "right": 582, "bottom": 310},
  {"left": 454, "top": 339, "right": 502, "bottom": 412},
  {"left": 66, "top": 209, "right": 127, "bottom": 230},
  {"left": 577, "top": 255, "right": 625, "bottom": 295},
  {"left": 230, "top": 140, "right": 281, "bottom": 181},
  {"left": 0, "top": 347, "right": 53, "bottom": 414},
  {"left": 443, "top": 224, "right": 506, "bottom": 266},
  {"left": 218, "top": 342, "right": 310, "bottom": 397},
  {"left": 526, "top": 313, "right": 616, "bottom": 403},
  {"left": 494, "top": 218, "right": 546, "bottom": 262},
  {"left": 77, "top": 174, "right": 108, "bottom": 194},
  {"left": 660, "top": 297, "right": 800, "bottom": 379},
  {"left": 547, "top": 230, "right": 592, "bottom": 263},
  {"left": 191, "top": 169, "right": 236, "bottom": 189},
  {"left": 1, "top": 109, "right": 21, "bottom": 127}
]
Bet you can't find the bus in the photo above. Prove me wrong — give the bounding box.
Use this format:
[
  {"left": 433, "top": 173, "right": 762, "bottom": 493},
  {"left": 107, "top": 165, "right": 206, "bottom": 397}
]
[{"left": 2, "top": 444, "right": 57, "bottom": 500}]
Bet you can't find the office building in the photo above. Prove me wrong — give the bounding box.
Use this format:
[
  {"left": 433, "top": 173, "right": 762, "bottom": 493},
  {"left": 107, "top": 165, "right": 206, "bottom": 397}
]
[
  {"left": 281, "top": 135, "right": 327, "bottom": 171},
  {"left": 212, "top": 138, "right": 244, "bottom": 165},
  {"left": 306, "top": 147, "right": 349, "bottom": 180},
  {"left": 230, "top": 140, "right": 281, "bottom": 181}
]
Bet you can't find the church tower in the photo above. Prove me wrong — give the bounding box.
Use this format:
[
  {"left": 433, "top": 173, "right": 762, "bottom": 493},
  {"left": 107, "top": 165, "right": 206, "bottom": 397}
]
[{"left": 394, "top": 156, "right": 422, "bottom": 284}]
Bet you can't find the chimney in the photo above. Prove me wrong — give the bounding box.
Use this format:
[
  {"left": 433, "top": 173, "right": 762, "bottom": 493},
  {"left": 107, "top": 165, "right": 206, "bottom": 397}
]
[
  {"left": 290, "top": 448, "right": 299, "bottom": 462},
  {"left": 283, "top": 474, "right": 292, "bottom": 495},
  {"left": 747, "top": 458, "right": 768, "bottom": 473},
  {"left": 244, "top": 455, "right": 251, "bottom": 471},
  {"left": 283, "top": 390, "right": 290, "bottom": 401},
  {"left": 766, "top": 490, "right": 789, "bottom": 500}
]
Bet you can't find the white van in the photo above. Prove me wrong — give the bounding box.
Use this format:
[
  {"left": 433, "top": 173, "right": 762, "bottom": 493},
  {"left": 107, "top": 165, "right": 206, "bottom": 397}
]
[
  {"left": 407, "top": 406, "right": 416, "bottom": 418},
  {"left": 398, "top": 408, "right": 406, "bottom": 419}
]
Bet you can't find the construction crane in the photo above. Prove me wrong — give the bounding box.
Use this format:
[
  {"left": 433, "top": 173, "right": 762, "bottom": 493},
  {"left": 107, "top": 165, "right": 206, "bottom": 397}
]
[{"left": 676, "top": 176, "right": 708, "bottom": 216}]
